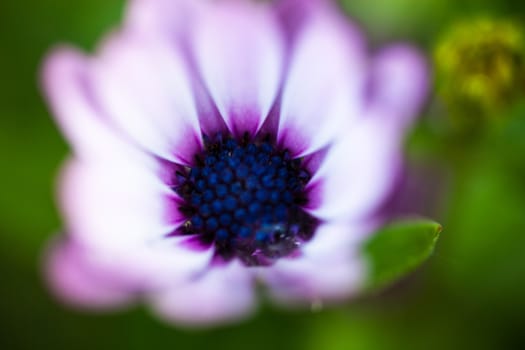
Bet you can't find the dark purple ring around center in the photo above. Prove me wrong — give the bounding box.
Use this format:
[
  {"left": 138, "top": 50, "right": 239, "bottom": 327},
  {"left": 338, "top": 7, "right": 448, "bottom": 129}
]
[{"left": 173, "top": 133, "right": 318, "bottom": 266}]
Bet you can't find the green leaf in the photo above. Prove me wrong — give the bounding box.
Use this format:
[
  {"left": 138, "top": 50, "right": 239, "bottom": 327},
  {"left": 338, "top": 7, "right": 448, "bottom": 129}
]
[{"left": 362, "top": 219, "right": 442, "bottom": 290}]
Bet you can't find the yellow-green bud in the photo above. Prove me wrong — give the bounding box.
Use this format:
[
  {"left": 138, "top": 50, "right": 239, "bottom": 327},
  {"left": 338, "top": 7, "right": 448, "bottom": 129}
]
[{"left": 435, "top": 18, "right": 525, "bottom": 120}]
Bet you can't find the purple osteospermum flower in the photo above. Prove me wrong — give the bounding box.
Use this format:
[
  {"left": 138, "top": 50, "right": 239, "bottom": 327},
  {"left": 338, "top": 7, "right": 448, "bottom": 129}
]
[{"left": 42, "top": 0, "right": 428, "bottom": 325}]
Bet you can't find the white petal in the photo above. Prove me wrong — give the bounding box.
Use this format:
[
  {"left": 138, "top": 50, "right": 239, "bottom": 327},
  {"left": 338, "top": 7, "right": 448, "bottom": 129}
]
[
  {"left": 366, "top": 44, "right": 429, "bottom": 128},
  {"left": 90, "top": 29, "right": 202, "bottom": 164},
  {"left": 126, "top": 0, "right": 203, "bottom": 39},
  {"left": 301, "top": 222, "right": 376, "bottom": 260},
  {"left": 304, "top": 45, "right": 428, "bottom": 223},
  {"left": 60, "top": 158, "right": 213, "bottom": 289},
  {"left": 149, "top": 261, "right": 256, "bottom": 326},
  {"left": 41, "top": 48, "right": 143, "bottom": 162},
  {"left": 192, "top": 1, "right": 284, "bottom": 137},
  {"left": 259, "top": 223, "right": 368, "bottom": 304},
  {"left": 278, "top": 9, "right": 366, "bottom": 156},
  {"left": 45, "top": 238, "right": 135, "bottom": 310},
  {"left": 306, "top": 116, "right": 403, "bottom": 222},
  {"left": 126, "top": 0, "right": 231, "bottom": 136},
  {"left": 260, "top": 247, "right": 364, "bottom": 304}
]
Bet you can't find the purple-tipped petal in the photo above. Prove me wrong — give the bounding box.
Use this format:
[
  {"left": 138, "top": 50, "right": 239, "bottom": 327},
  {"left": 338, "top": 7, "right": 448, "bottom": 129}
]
[
  {"left": 59, "top": 159, "right": 213, "bottom": 288},
  {"left": 60, "top": 158, "right": 173, "bottom": 246},
  {"left": 45, "top": 239, "right": 135, "bottom": 310},
  {"left": 90, "top": 30, "right": 202, "bottom": 164},
  {"left": 278, "top": 6, "right": 366, "bottom": 156},
  {"left": 276, "top": 0, "right": 324, "bottom": 41},
  {"left": 41, "top": 48, "right": 143, "bottom": 161},
  {"left": 366, "top": 44, "right": 429, "bottom": 127},
  {"left": 127, "top": 0, "right": 199, "bottom": 38},
  {"left": 149, "top": 261, "right": 256, "bottom": 326},
  {"left": 306, "top": 116, "right": 403, "bottom": 222},
  {"left": 127, "top": 0, "right": 230, "bottom": 137},
  {"left": 305, "top": 45, "right": 428, "bottom": 223},
  {"left": 191, "top": 1, "right": 284, "bottom": 137}
]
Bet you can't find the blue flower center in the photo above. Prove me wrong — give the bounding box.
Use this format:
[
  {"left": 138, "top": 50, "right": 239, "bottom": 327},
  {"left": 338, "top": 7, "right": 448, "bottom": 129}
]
[{"left": 175, "top": 134, "right": 317, "bottom": 266}]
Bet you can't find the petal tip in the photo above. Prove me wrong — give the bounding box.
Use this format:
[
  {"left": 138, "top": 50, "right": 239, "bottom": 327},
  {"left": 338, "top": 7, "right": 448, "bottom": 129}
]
[{"left": 43, "top": 238, "right": 135, "bottom": 311}]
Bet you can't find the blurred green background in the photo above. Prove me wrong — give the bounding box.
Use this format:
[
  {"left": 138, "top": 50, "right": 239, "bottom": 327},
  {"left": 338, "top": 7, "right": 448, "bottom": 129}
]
[{"left": 2, "top": 0, "right": 525, "bottom": 349}]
